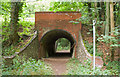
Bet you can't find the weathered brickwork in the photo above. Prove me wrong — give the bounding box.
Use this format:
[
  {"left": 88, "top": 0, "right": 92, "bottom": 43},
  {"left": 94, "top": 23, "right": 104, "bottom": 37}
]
[
  {"left": 35, "top": 12, "right": 103, "bottom": 67},
  {"left": 35, "top": 12, "right": 82, "bottom": 58}
]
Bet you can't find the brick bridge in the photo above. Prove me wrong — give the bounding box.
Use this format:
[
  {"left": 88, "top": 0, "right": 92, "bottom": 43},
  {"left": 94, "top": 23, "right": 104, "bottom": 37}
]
[
  {"left": 35, "top": 12, "right": 91, "bottom": 62},
  {"left": 3, "top": 12, "right": 104, "bottom": 67}
]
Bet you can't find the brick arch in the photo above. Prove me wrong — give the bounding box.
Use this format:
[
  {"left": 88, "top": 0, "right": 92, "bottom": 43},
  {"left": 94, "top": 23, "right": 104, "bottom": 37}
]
[
  {"left": 35, "top": 12, "right": 82, "bottom": 58},
  {"left": 39, "top": 29, "right": 76, "bottom": 58},
  {"left": 40, "top": 29, "right": 76, "bottom": 43}
]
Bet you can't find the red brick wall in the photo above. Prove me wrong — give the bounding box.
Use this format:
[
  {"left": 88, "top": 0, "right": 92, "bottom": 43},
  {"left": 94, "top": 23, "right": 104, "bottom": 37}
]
[{"left": 35, "top": 12, "right": 81, "bottom": 58}]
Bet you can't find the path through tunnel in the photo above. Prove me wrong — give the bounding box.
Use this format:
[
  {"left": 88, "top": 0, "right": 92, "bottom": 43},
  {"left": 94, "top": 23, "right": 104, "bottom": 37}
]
[{"left": 39, "top": 29, "right": 76, "bottom": 58}]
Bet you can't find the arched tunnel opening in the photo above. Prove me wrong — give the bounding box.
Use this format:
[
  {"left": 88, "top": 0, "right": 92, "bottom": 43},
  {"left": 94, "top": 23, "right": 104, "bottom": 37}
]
[
  {"left": 39, "top": 29, "right": 76, "bottom": 58},
  {"left": 55, "top": 38, "right": 70, "bottom": 53}
]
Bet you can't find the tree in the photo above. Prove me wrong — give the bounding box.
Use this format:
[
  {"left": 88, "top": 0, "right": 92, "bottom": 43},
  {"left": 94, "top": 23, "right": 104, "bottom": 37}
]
[
  {"left": 98, "top": 2, "right": 105, "bottom": 21},
  {"left": 110, "top": 2, "right": 115, "bottom": 61},
  {"left": 9, "top": 0, "right": 23, "bottom": 45},
  {"left": 87, "top": 2, "right": 92, "bottom": 24},
  {"left": 116, "top": 2, "right": 120, "bottom": 25},
  {"left": 110, "top": 2, "right": 114, "bottom": 36},
  {"left": 105, "top": 2, "right": 110, "bottom": 36}
]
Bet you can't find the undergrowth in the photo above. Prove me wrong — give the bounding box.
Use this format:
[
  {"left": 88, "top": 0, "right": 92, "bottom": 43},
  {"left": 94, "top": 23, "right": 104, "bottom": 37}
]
[
  {"left": 84, "top": 40, "right": 103, "bottom": 57},
  {"left": 2, "top": 57, "right": 53, "bottom": 75},
  {"left": 66, "top": 58, "right": 119, "bottom": 75},
  {"left": 2, "top": 35, "right": 32, "bottom": 56},
  {"left": 2, "top": 20, "right": 34, "bottom": 56}
]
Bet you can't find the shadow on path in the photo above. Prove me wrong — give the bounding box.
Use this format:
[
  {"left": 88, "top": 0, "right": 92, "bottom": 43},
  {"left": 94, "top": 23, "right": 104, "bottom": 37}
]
[{"left": 42, "top": 50, "right": 71, "bottom": 75}]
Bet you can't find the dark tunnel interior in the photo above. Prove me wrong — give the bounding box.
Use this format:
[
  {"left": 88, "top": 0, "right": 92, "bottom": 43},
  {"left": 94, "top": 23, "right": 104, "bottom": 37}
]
[{"left": 40, "top": 29, "right": 76, "bottom": 58}]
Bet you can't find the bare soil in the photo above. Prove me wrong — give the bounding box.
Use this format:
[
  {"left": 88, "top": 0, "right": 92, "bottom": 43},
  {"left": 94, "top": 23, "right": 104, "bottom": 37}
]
[{"left": 42, "top": 50, "right": 70, "bottom": 75}]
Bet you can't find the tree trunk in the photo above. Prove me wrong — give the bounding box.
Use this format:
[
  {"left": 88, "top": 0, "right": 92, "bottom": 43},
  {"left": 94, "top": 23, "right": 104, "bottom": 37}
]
[
  {"left": 98, "top": 2, "right": 105, "bottom": 34},
  {"left": 116, "top": 2, "right": 120, "bottom": 25},
  {"left": 87, "top": 2, "right": 92, "bottom": 24},
  {"left": 100, "top": 2, "right": 105, "bottom": 21},
  {"left": 105, "top": 2, "right": 110, "bottom": 36},
  {"left": 88, "top": 2, "right": 91, "bottom": 13},
  {"left": 100, "top": 2, "right": 105, "bottom": 33},
  {"left": 110, "top": 2, "right": 115, "bottom": 61},
  {"left": 97, "top": 2, "right": 101, "bottom": 20},
  {"left": 110, "top": 2, "right": 114, "bottom": 36},
  {"left": 9, "top": 0, "right": 23, "bottom": 45},
  {"left": 114, "top": 3, "right": 116, "bottom": 22},
  {"left": 94, "top": 2, "right": 97, "bottom": 26}
]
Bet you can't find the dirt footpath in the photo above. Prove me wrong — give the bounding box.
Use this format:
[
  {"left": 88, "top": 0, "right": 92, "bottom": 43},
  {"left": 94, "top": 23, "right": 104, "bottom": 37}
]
[{"left": 43, "top": 56, "right": 70, "bottom": 75}]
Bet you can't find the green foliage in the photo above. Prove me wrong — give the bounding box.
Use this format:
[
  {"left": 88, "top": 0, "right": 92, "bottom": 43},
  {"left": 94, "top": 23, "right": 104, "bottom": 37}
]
[
  {"left": 1, "top": 2, "right": 11, "bottom": 42},
  {"left": 69, "top": 21, "right": 80, "bottom": 24},
  {"left": 2, "top": 57, "right": 53, "bottom": 75},
  {"left": 0, "top": 2, "right": 11, "bottom": 15},
  {"left": 97, "top": 26, "right": 120, "bottom": 47},
  {"left": 56, "top": 38, "right": 70, "bottom": 51},
  {"left": 106, "top": 61, "right": 119, "bottom": 74},
  {"left": 2, "top": 21, "right": 10, "bottom": 42},
  {"left": 79, "top": 7, "right": 103, "bottom": 26},
  {"left": 2, "top": 45, "right": 17, "bottom": 56},
  {"left": 114, "top": 3, "right": 120, "bottom": 25},
  {"left": 2, "top": 20, "right": 34, "bottom": 56},
  {"left": 50, "top": 2, "right": 84, "bottom": 11},
  {"left": 18, "top": 20, "right": 34, "bottom": 36},
  {"left": 84, "top": 40, "right": 93, "bottom": 54},
  {"left": 57, "top": 46, "right": 70, "bottom": 51},
  {"left": 66, "top": 58, "right": 119, "bottom": 75},
  {"left": 2, "top": 32, "right": 34, "bottom": 56},
  {"left": 2, "top": 1, "right": 50, "bottom": 56},
  {"left": 20, "top": 0, "right": 50, "bottom": 19},
  {"left": 84, "top": 40, "right": 102, "bottom": 56}
]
